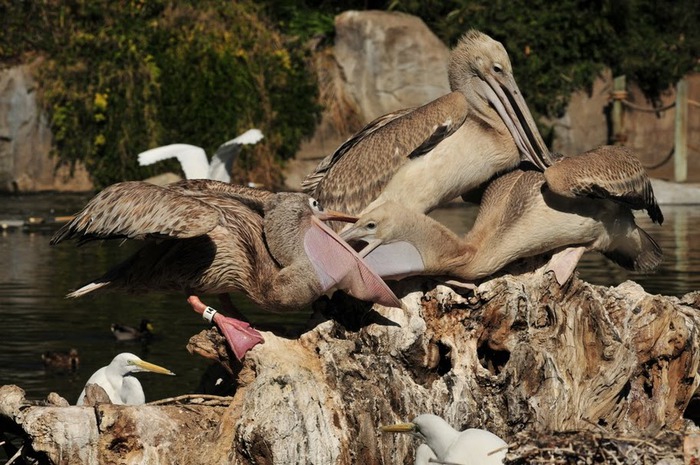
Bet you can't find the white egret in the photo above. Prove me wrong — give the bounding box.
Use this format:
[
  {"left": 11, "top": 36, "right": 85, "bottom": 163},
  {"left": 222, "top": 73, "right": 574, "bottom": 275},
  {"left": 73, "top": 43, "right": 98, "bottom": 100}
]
[
  {"left": 76, "top": 352, "right": 175, "bottom": 405},
  {"left": 380, "top": 414, "right": 507, "bottom": 465},
  {"left": 137, "top": 128, "right": 264, "bottom": 182}
]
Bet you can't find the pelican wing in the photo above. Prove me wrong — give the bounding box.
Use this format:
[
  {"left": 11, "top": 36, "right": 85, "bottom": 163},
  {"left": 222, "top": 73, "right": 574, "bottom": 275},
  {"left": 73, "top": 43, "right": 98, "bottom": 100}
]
[
  {"left": 50, "top": 181, "right": 220, "bottom": 245},
  {"left": 301, "top": 92, "right": 469, "bottom": 214},
  {"left": 544, "top": 146, "right": 663, "bottom": 224},
  {"left": 137, "top": 144, "right": 210, "bottom": 180},
  {"left": 168, "top": 179, "right": 273, "bottom": 214},
  {"left": 303, "top": 216, "right": 402, "bottom": 308}
]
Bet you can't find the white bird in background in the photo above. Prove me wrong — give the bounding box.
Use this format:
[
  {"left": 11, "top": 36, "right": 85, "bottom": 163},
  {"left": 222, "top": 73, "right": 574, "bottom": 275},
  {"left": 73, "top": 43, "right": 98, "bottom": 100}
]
[
  {"left": 381, "top": 414, "right": 508, "bottom": 465},
  {"left": 76, "top": 352, "right": 175, "bottom": 405},
  {"left": 137, "top": 128, "right": 264, "bottom": 183}
]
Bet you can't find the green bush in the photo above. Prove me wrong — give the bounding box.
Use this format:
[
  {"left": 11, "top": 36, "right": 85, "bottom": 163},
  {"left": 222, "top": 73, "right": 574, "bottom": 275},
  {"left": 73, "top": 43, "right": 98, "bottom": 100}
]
[{"left": 0, "top": 0, "right": 320, "bottom": 188}]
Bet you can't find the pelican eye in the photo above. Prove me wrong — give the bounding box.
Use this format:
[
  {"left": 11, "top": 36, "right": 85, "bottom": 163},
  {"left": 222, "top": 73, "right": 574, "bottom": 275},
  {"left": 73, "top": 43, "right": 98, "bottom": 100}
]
[
  {"left": 493, "top": 63, "right": 503, "bottom": 74},
  {"left": 308, "top": 198, "right": 323, "bottom": 211},
  {"left": 366, "top": 221, "right": 377, "bottom": 230}
]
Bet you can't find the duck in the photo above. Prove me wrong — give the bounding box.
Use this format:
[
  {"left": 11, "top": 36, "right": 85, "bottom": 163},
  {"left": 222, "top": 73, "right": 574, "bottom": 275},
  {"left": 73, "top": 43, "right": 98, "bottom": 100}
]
[
  {"left": 110, "top": 319, "right": 154, "bottom": 342},
  {"left": 41, "top": 348, "right": 80, "bottom": 372}
]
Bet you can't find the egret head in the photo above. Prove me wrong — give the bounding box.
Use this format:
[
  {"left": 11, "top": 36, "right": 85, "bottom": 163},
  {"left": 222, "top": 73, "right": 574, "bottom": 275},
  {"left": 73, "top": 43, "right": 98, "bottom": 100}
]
[
  {"left": 110, "top": 352, "right": 175, "bottom": 377},
  {"left": 380, "top": 414, "right": 459, "bottom": 459}
]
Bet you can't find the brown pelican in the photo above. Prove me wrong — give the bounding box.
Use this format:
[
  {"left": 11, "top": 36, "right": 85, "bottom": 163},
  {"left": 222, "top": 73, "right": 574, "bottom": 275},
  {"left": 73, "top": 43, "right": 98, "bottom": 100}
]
[
  {"left": 51, "top": 180, "right": 402, "bottom": 360},
  {"left": 341, "top": 146, "right": 663, "bottom": 285},
  {"left": 302, "top": 30, "right": 552, "bottom": 222}
]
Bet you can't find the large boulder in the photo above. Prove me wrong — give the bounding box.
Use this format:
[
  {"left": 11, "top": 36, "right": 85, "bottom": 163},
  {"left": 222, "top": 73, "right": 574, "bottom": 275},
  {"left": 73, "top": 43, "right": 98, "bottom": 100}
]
[{"left": 0, "top": 59, "right": 92, "bottom": 192}]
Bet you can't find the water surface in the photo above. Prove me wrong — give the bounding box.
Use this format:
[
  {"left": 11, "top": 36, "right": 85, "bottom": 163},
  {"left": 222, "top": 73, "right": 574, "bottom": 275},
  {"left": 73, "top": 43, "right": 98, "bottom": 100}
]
[{"left": 0, "top": 194, "right": 697, "bottom": 404}]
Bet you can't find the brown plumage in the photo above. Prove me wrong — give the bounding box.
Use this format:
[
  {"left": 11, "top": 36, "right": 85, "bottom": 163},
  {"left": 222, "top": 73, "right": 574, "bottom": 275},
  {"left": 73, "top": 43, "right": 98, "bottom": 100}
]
[
  {"left": 51, "top": 180, "right": 402, "bottom": 359},
  {"left": 341, "top": 149, "right": 663, "bottom": 284},
  {"left": 544, "top": 146, "right": 663, "bottom": 224},
  {"left": 302, "top": 30, "right": 552, "bottom": 223},
  {"left": 51, "top": 179, "right": 398, "bottom": 310},
  {"left": 42, "top": 349, "right": 80, "bottom": 372}
]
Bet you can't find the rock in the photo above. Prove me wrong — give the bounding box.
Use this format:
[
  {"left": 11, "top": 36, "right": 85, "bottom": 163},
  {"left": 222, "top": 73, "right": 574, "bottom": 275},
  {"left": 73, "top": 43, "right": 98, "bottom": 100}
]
[
  {"left": 3, "top": 267, "right": 698, "bottom": 464},
  {"left": 0, "top": 58, "right": 93, "bottom": 192},
  {"left": 333, "top": 10, "right": 450, "bottom": 125},
  {"left": 286, "top": 11, "right": 450, "bottom": 190},
  {"left": 651, "top": 178, "right": 700, "bottom": 204}
]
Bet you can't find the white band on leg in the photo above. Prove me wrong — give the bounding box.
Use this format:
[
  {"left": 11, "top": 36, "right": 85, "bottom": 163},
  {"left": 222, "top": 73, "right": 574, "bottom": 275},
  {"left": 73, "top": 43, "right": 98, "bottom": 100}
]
[{"left": 202, "top": 306, "right": 217, "bottom": 324}]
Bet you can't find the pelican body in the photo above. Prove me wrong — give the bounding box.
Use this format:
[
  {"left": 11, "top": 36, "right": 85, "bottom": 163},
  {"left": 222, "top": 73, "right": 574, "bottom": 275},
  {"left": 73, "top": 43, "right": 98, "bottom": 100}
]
[
  {"left": 138, "top": 129, "right": 264, "bottom": 182},
  {"left": 341, "top": 147, "right": 663, "bottom": 285},
  {"left": 51, "top": 180, "right": 401, "bottom": 358},
  {"left": 302, "top": 30, "right": 552, "bottom": 222},
  {"left": 381, "top": 414, "right": 507, "bottom": 465},
  {"left": 76, "top": 352, "right": 175, "bottom": 405}
]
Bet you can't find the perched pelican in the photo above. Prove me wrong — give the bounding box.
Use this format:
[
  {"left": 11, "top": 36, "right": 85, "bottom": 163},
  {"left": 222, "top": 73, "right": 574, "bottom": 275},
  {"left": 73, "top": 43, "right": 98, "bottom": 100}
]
[
  {"left": 381, "top": 414, "right": 507, "bottom": 465},
  {"left": 138, "top": 129, "right": 264, "bottom": 183},
  {"left": 51, "top": 180, "right": 402, "bottom": 360},
  {"left": 76, "top": 352, "right": 175, "bottom": 405},
  {"left": 111, "top": 319, "right": 154, "bottom": 342},
  {"left": 341, "top": 146, "right": 663, "bottom": 285},
  {"left": 42, "top": 349, "right": 80, "bottom": 372},
  {"left": 302, "top": 30, "right": 552, "bottom": 224}
]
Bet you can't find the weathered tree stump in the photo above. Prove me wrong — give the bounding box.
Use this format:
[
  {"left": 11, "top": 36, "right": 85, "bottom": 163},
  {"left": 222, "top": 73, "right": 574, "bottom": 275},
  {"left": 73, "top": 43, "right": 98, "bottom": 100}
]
[{"left": 2, "top": 266, "right": 699, "bottom": 464}]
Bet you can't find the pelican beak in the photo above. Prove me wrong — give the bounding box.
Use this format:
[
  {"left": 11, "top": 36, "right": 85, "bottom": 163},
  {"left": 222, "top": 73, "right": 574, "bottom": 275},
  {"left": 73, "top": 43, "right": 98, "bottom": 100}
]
[
  {"left": 315, "top": 209, "right": 358, "bottom": 224},
  {"left": 132, "top": 359, "right": 176, "bottom": 376},
  {"left": 479, "top": 71, "right": 553, "bottom": 171},
  {"left": 339, "top": 224, "right": 381, "bottom": 251},
  {"left": 380, "top": 422, "right": 416, "bottom": 433}
]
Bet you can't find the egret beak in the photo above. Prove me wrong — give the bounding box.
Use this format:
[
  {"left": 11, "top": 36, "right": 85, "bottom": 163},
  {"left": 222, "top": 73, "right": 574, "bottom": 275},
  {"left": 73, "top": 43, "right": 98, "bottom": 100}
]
[
  {"left": 132, "top": 360, "right": 175, "bottom": 376},
  {"left": 478, "top": 72, "right": 553, "bottom": 171},
  {"left": 380, "top": 422, "right": 416, "bottom": 433},
  {"left": 315, "top": 209, "right": 358, "bottom": 224}
]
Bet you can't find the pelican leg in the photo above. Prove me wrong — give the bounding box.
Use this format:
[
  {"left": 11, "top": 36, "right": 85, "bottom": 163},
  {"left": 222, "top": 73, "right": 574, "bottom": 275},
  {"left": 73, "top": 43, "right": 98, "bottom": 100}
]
[
  {"left": 187, "top": 295, "right": 264, "bottom": 360},
  {"left": 545, "top": 246, "right": 586, "bottom": 285}
]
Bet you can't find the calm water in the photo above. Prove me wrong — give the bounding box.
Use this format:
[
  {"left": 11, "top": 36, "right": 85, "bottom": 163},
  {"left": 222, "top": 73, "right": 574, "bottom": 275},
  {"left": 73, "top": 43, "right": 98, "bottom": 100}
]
[{"left": 0, "top": 194, "right": 698, "bottom": 404}]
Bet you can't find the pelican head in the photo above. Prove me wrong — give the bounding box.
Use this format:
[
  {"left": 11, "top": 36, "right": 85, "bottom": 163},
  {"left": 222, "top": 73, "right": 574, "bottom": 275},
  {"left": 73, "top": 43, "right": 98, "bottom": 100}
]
[
  {"left": 449, "top": 30, "right": 553, "bottom": 171},
  {"left": 263, "top": 193, "right": 358, "bottom": 267}
]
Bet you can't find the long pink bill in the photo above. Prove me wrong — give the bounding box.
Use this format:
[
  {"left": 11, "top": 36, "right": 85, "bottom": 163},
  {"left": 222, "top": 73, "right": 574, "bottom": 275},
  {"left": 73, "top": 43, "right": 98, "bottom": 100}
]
[
  {"left": 303, "top": 216, "right": 403, "bottom": 309},
  {"left": 188, "top": 296, "right": 264, "bottom": 360}
]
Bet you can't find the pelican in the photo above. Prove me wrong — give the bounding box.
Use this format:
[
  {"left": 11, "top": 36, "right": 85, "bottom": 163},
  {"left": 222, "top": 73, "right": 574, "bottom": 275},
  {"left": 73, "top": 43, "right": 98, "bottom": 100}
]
[
  {"left": 51, "top": 180, "right": 402, "bottom": 360},
  {"left": 76, "top": 352, "right": 175, "bottom": 405},
  {"left": 341, "top": 146, "right": 663, "bottom": 285},
  {"left": 302, "top": 30, "right": 552, "bottom": 223},
  {"left": 381, "top": 414, "right": 507, "bottom": 465},
  {"left": 138, "top": 128, "right": 264, "bottom": 182},
  {"left": 111, "top": 319, "right": 154, "bottom": 342},
  {"left": 42, "top": 349, "right": 80, "bottom": 372}
]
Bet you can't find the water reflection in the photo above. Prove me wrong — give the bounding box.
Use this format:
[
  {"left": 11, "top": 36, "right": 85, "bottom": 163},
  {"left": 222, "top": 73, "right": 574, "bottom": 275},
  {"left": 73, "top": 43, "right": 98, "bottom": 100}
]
[{"left": 0, "top": 194, "right": 697, "bottom": 403}]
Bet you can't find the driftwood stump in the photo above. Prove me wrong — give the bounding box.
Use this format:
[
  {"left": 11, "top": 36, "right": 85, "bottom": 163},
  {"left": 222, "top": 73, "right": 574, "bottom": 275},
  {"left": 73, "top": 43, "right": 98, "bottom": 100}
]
[{"left": 2, "top": 266, "right": 699, "bottom": 464}]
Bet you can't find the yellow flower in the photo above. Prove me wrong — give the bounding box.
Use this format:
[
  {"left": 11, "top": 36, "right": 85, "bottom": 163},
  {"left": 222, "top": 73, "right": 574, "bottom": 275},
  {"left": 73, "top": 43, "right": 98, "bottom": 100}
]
[
  {"left": 94, "top": 134, "right": 106, "bottom": 147},
  {"left": 94, "top": 93, "right": 108, "bottom": 111}
]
